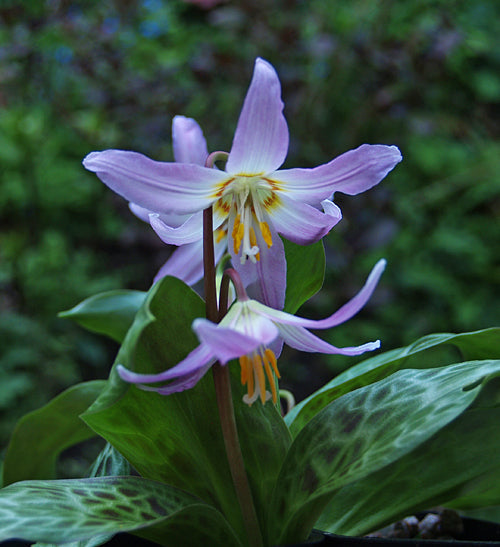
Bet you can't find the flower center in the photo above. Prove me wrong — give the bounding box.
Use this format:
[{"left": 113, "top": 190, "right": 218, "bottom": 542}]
[
  {"left": 213, "top": 175, "right": 281, "bottom": 263},
  {"left": 238, "top": 347, "right": 281, "bottom": 405}
]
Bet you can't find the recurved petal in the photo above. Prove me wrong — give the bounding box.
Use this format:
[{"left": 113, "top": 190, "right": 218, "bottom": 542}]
[
  {"left": 226, "top": 58, "right": 289, "bottom": 175},
  {"left": 139, "top": 362, "right": 213, "bottom": 395},
  {"left": 149, "top": 211, "right": 203, "bottom": 245},
  {"left": 83, "top": 149, "right": 228, "bottom": 214},
  {"left": 270, "top": 195, "right": 342, "bottom": 245},
  {"left": 276, "top": 144, "right": 402, "bottom": 204},
  {"left": 193, "top": 318, "right": 279, "bottom": 364},
  {"left": 248, "top": 259, "right": 386, "bottom": 329},
  {"left": 116, "top": 343, "right": 214, "bottom": 384},
  {"left": 172, "top": 115, "right": 208, "bottom": 165},
  {"left": 278, "top": 323, "right": 381, "bottom": 356},
  {"left": 153, "top": 231, "right": 227, "bottom": 286}
]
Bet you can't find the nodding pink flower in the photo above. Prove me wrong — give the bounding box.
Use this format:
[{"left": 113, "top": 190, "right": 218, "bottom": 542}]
[
  {"left": 117, "top": 259, "right": 386, "bottom": 406},
  {"left": 84, "top": 58, "right": 401, "bottom": 309}
]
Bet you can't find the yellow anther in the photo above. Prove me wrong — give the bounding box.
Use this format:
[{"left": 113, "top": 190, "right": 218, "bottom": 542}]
[
  {"left": 263, "top": 356, "right": 278, "bottom": 404},
  {"left": 259, "top": 221, "right": 273, "bottom": 248},
  {"left": 253, "top": 354, "right": 267, "bottom": 404},
  {"left": 264, "top": 348, "right": 280, "bottom": 378},
  {"left": 233, "top": 221, "right": 244, "bottom": 254},
  {"left": 239, "top": 355, "right": 249, "bottom": 385},
  {"left": 249, "top": 226, "right": 260, "bottom": 261},
  {"left": 231, "top": 214, "right": 241, "bottom": 239}
]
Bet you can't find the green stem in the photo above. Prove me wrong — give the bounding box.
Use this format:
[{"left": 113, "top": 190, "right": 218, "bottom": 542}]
[{"left": 203, "top": 207, "right": 263, "bottom": 547}]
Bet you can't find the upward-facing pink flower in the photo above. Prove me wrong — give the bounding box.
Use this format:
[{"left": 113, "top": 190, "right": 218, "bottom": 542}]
[{"left": 84, "top": 58, "right": 402, "bottom": 309}]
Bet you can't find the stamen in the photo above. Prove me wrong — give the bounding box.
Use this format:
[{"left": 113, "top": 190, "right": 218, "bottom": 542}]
[
  {"left": 247, "top": 357, "right": 254, "bottom": 399},
  {"left": 259, "top": 221, "right": 273, "bottom": 248},
  {"left": 239, "top": 355, "right": 249, "bottom": 385},
  {"left": 263, "top": 356, "right": 278, "bottom": 404},
  {"left": 253, "top": 354, "right": 267, "bottom": 404},
  {"left": 265, "top": 348, "right": 281, "bottom": 378},
  {"left": 249, "top": 227, "right": 260, "bottom": 261}
]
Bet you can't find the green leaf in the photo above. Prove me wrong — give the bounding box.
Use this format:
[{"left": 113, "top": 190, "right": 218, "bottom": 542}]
[
  {"left": 2, "top": 381, "right": 105, "bottom": 487},
  {"left": 286, "top": 327, "right": 500, "bottom": 436},
  {"left": 88, "top": 443, "right": 131, "bottom": 479},
  {"left": 283, "top": 239, "right": 325, "bottom": 314},
  {"left": 59, "top": 290, "right": 147, "bottom": 343},
  {"left": 81, "top": 275, "right": 291, "bottom": 541},
  {"left": 0, "top": 476, "right": 241, "bottom": 546},
  {"left": 270, "top": 360, "right": 500, "bottom": 544},
  {"left": 316, "top": 379, "right": 500, "bottom": 535}
]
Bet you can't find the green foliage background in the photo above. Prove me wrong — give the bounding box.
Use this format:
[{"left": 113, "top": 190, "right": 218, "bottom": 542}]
[{"left": 1, "top": 0, "right": 499, "bottom": 456}]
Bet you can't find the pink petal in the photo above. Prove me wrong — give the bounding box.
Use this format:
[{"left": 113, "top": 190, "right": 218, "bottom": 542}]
[
  {"left": 270, "top": 196, "right": 342, "bottom": 245},
  {"left": 116, "top": 343, "right": 214, "bottom": 384},
  {"left": 226, "top": 58, "right": 289, "bottom": 175},
  {"left": 149, "top": 211, "right": 203, "bottom": 245},
  {"left": 276, "top": 144, "right": 402, "bottom": 204},
  {"left": 278, "top": 323, "right": 380, "bottom": 356},
  {"left": 83, "top": 149, "right": 228, "bottom": 215},
  {"left": 139, "top": 362, "right": 213, "bottom": 395},
  {"left": 172, "top": 116, "right": 208, "bottom": 165},
  {"left": 249, "top": 259, "right": 386, "bottom": 329},
  {"left": 194, "top": 318, "right": 278, "bottom": 364},
  {"left": 154, "top": 233, "right": 227, "bottom": 286},
  {"left": 234, "top": 219, "right": 287, "bottom": 310}
]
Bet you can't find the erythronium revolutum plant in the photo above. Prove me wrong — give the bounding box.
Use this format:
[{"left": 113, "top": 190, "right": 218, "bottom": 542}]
[{"left": 1, "top": 59, "right": 500, "bottom": 547}]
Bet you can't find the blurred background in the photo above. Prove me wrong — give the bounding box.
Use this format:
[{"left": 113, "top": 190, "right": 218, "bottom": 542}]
[{"left": 1, "top": 0, "right": 499, "bottom": 457}]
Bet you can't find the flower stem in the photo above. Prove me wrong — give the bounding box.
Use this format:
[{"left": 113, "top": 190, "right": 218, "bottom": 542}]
[{"left": 203, "top": 207, "right": 263, "bottom": 547}]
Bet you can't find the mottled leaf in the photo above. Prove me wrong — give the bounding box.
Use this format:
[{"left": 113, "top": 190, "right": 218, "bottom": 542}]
[
  {"left": 270, "top": 360, "right": 500, "bottom": 544},
  {"left": 286, "top": 327, "right": 500, "bottom": 436},
  {"left": 0, "top": 476, "right": 240, "bottom": 546}
]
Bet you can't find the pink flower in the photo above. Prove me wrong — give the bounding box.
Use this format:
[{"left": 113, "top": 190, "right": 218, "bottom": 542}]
[
  {"left": 117, "top": 259, "right": 386, "bottom": 405},
  {"left": 84, "top": 59, "right": 401, "bottom": 309}
]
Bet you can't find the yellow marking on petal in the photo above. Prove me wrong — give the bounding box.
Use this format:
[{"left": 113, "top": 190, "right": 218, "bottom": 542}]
[
  {"left": 265, "top": 348, "right": 281, "bottom": 379},
  {"left": 263, "top": 356, "right": 278, "bottom": 404},
  {"left": 215, "top": 228, "right": 226, "bottom": 243},
  {"left": 259, "top": 221, "right": 273, "bottom": 248}
]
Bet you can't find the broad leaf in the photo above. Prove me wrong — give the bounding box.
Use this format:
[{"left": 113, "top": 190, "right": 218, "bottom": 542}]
[
  {"left": 316, "top": 380, "right": 500, "bottom": 535},
  {"left": 286, "top": 327, "right": 500, "bottom": 436},
  {"left": 81, "top": 275, "right": 290, "bottom": 541},
  {"left": 269, "top": 360, "right": 500, "bottom": 544},
  {"left": 59, "top": 290, "right": 147, "bottom": 343},
  {"left": 283, "top": 239, "right": 325, "bottom": 314},
  {"left": 0, "top": 476, "right": 241, "bottom": 546},
  {"left": 2, "top": 381, "right": 105, "bottom": 486}
]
